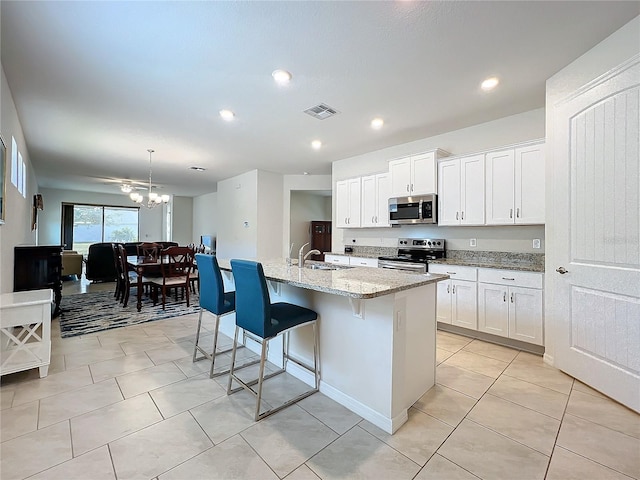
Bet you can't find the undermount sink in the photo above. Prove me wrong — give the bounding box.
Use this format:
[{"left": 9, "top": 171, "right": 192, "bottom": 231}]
[{"left": 305, "top": 263, "right": 353, "bottom": 270}]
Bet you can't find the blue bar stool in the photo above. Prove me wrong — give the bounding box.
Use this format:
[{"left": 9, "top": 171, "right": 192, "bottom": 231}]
[
  {"left": 228, "top": 259, "right": 319, "bottom": 421},
  {"left": 193, "top": 254, "right": 259, "bottom": 378}
]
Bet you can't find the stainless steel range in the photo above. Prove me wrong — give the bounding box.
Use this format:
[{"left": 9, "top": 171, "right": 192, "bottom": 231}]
[{"left": 378, "top": 238, "right": 446, "bottom": 273}]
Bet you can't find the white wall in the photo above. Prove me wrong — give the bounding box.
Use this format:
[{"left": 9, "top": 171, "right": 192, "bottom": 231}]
[
  {"left": 38, "top": 188, "right": 164, "bottom": 246},
  {"left": 543, "top": 15, "right": 640, "bottom": 363},
  {"left": 216, "top": 170, "right": 258, "bottom": 259},
  {"left": 331, "top": 108, "right": 546, "bottom": 253},
  {"left": 0, "top": 67, "right": 39, "bottom": 293},
  {"left": 256, "top": 170, "right": 283, "bottom": 259},
  {"left": 289, "top": 192, "right": 332, "bottom": 256},
  {"left": 171, "top": 195, "right": 193, "bottom": 245},
  {"left": 192, "top": 191, "right": 217, "bottom": 246},
  {"left": 282, "top": 174, "right": 332, "bottom": 257}
]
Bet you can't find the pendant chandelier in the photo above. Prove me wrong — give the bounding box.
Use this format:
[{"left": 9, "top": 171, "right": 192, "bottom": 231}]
[{"left": 129, "top": 149, "right": 170, "bottom": 208}]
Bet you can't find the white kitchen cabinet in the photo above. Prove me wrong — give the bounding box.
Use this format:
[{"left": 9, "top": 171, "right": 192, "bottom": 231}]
[
  {"left": 325, "top": 254, "right": 350, "bottom": 266},
  {"left": 361, "top": 172, "right": 391, "bottom": 228},
  {"left": 336, "top": 178, "right": 361, "bottom": 228},
  {"left": 389, "top": 150, "right": 449, "bottom": 197},
  {"left": 430, "top": 264, "right": 478, "bottom": 329},
  {"left": 477, "top": 268, "right": 544, "bottom": 345},
  {"left": 438, "top": 154, "right": 485, "bottom": 225},
  {"left": 325, "top": 254, "right": 378, "bottom": 268},
  {"left": 486, "top": 142, "right": 545, "bottom": 225}
]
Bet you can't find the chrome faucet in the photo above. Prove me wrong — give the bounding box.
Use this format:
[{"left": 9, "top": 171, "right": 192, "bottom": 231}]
[{"left": 298, "top": 242, "right": 321, "bottom": 268}]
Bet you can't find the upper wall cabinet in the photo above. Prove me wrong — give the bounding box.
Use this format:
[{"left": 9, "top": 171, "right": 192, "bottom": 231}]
[
  {"left": 389, "top": 149, "right": 449, "bottom": 197},
  {"left": 438, "top": 154, "right": 485, "bottom": 226},
  {"left": 336, "top": 178, "right": 362, "bottom": 228},
  {"left": 485, "top": 142, "right": 545, "bottom": 225},
  {"left": 361, "top": 172, "right": 391, "bottom": 228}
]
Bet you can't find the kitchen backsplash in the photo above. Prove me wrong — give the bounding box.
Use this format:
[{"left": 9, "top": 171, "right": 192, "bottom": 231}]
[{"left": 445, "top": 250, "right": 545, "bottom": 270}]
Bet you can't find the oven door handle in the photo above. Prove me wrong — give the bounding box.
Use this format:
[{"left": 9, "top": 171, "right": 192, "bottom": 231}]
[{"left": 379, "top": 261, "right": 427, "bottom": 273}]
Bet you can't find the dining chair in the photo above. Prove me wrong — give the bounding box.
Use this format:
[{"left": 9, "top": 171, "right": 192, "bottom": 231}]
[
  {"left": 111, "top": 243, "right": 123, "bottom": 301},
  {"left": 227, "top": 259, "right": 319, "bottom": 421},
  {"left": 193, "top": 254, "right": 259, "bottom": 378},
  {"left": 149, "top": 246, "right": 194, "bottom": 310},
  {"left": 137, "top": 242, "right": 160, "bottom": 260},
  {"left": 117, "top": 244, "right": 151, "bottom": 308}
]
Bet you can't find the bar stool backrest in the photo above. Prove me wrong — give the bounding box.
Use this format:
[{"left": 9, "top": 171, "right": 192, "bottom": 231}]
[
  {"left": 230, "top": 259, "right": 271, "bottom": 338},
  {"left": 195, "top": 254, "right": 227, "bottom": 315}
]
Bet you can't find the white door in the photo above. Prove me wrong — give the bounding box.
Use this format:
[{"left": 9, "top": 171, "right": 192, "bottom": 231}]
[
  {"left": 460, "top": 154, "right": 485, "bottom": 225},
  {"left": 549, "top": 57, "right": 639, "bottom": 412},
  {"left": 360, "top": 175, "right": 377, "bottom": 228},
  {"left": 347, "top": 178, "right": 362, "bottom": 227},
  {"left": 411, "top": 152, "right": 437, "bottom": 195},
  {"left": 452, "top": 280, "right": 477, "bottom": 329},
  {"left": 389, "top": 157, "right": 411, "bottom": 197},
  {"left": 509, "top": 287, "right": 543, "bottom": 346},
  {"left": 478, "top": 283, "right": 509, "bottom": 337},
  {"left": 436, "top": 280, "right": 452, "bottom": 324},
  {"left": 376, "top": 173, "right": 391, "bottom": 227},
  {"left": 485, "top": 149, "right": 515, "bottom": 225},
  {"left": 515, "top": 144, "right": 545, "bottom": 224},
  {"left": 438, "top": 159, "right": 461, "bottom": 225}
]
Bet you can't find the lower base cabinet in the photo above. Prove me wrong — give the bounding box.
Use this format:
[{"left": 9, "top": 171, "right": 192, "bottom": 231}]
[
  {"left": 431, "top": 265, "right": 478, "bottom": 329},
  {"left": 477, "top": 269, "right": 544, "bottom": 346}
]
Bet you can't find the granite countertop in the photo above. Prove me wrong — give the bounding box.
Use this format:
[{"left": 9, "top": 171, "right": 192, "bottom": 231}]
[
  {"left": 216, "top": 258, "right": 448, "bottom": 299},
  {"left": 428, "top": 258, "right": 544, "bottom": 272},
  {"left": 325, "top": 250, "right": 544, "bottom": 272}
]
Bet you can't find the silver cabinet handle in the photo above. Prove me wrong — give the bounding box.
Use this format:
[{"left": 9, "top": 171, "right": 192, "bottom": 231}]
[
  {"left": 556, "top": 267, "right": 569, "bottom": 274},
  {"left": 510, "top": 293, "right": 514, "bottom": 303},
  {"left": 461, "top": 211, "right": 464, "bottom": 220},
  {"left": 406, "top": 184, "right": 410, "bottom": 192},
  {"left": 510, "top": 208, "right": 513, "bottom": 218},
  {"left": 456, "top": 212, "right": 459, "bottom": 220},
  {"left": 452, "top": 285, "right": 456, "bottom": 294},
  {"left": 411, "top": 183, "right": 414, "bottom": 192},
  {"left": 516, "top": 207, "right": 520, "bottom": 218},
  {"left": 447, "top": 285, "right": 450, "bottom": 294},
  {"left": 446, "top": 272, "right": 457, "bottom": 275},
  {"left": 502, "top": 277, "right": 515, "bottom": 281},
  {"left": 503, "top": 292, "right": 506, "bottom": 302}
]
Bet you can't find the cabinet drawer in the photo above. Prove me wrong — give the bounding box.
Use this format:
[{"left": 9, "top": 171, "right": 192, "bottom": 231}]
[
  {"left": 325, "top": 254, "right": 350, "bottom": 265},
  {"left": 350, "top": 257, "right": 378, "bottom": 268},
  {"left": 477, "top": 268, "right": 543, "bottom": 289},
  {"left": 428, "top": 264, "right": 477, "bottom": 281}
]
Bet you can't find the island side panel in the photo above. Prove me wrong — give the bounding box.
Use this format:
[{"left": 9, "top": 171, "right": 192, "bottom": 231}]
[{"left": 391, "top": 283, "right": 437, "bottom": 425}]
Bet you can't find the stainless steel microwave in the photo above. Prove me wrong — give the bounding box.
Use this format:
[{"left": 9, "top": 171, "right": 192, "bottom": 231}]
[{"left": 389, "top": 194, "right": 437, "bottom": 225}]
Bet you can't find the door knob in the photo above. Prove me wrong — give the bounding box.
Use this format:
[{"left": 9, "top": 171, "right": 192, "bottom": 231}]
[{"left": 556, "top": 267, "right": 569, "bottom": 274}]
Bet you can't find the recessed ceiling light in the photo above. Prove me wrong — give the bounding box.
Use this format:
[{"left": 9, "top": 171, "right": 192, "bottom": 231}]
[
  {"left": 272, "top": 69, "right": 292, "bottom": 85},
  {"left": 371, "top": 117, "right": 384, "bottom": 129},
  {"left": 189, "top": 166, "right": 206, "bottom": 172},
  {"left": 303, "top": 171, "right": 309, "bottom": 175},
  {"left": 481, "top": 77, "right": 500, "bottom": 91},
  {"left": 311, "top": 140, "right": 322, "bottom": 150},
  {"left": 219, "top": 109, "right": 235, "bottom": 121}
]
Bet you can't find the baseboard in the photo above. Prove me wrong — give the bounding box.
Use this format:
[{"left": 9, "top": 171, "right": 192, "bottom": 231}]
[
  {"left": 318, "top": 381, "right": 407, "bottom": 434},
  {"left": 543, "top": 353, "right": 554, "bottom": 366}
]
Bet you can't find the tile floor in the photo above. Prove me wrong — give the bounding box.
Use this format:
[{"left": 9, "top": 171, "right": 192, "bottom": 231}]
[{"left": 1, "top": 282, "right": 639, "bottom": 480}]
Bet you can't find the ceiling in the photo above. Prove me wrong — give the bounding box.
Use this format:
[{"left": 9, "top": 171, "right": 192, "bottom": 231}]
[{"left": 1, "top": 2, "right": 638, "bottom": 197}]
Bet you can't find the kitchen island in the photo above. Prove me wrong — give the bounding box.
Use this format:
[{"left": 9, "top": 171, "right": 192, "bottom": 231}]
[{"left": 216, "top": 258, "right": 448, "bottom": 434}]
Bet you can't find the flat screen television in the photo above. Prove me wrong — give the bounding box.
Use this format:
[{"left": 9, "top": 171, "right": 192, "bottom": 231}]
[{"left": 200, "top": 235, "right": 215, "bottom": 253}]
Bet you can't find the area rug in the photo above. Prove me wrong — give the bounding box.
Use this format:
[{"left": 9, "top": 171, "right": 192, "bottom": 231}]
[{"left": 59, "top": 289, "right": 200, "bottom": 338}]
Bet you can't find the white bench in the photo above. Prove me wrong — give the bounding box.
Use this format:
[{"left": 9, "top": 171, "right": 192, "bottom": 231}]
[{"left": 1, "top": 289, "right": 52, "bottom": 378}]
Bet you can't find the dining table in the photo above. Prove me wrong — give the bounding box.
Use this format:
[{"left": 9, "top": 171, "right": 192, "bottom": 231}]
[{"left": 126, "top": 255, "right": 163, "bottom": 312}]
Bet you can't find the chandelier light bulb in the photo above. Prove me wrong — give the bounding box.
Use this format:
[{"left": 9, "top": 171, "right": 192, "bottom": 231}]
[{"left": 128, "top": 149, "right": 171, "bottom": 208}]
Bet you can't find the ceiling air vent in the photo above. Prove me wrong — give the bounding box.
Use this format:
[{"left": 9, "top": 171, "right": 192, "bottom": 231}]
[{"left": 304, "top": 103, "right": 340, "bottom": 120}]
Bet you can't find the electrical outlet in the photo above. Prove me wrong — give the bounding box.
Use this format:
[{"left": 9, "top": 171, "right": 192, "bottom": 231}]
[
  {"left": 533, "top": 239, "right": 541, "bottom": 249},
  {"left": 470, "top": 238, "right": 477, "bottom": 247}
]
